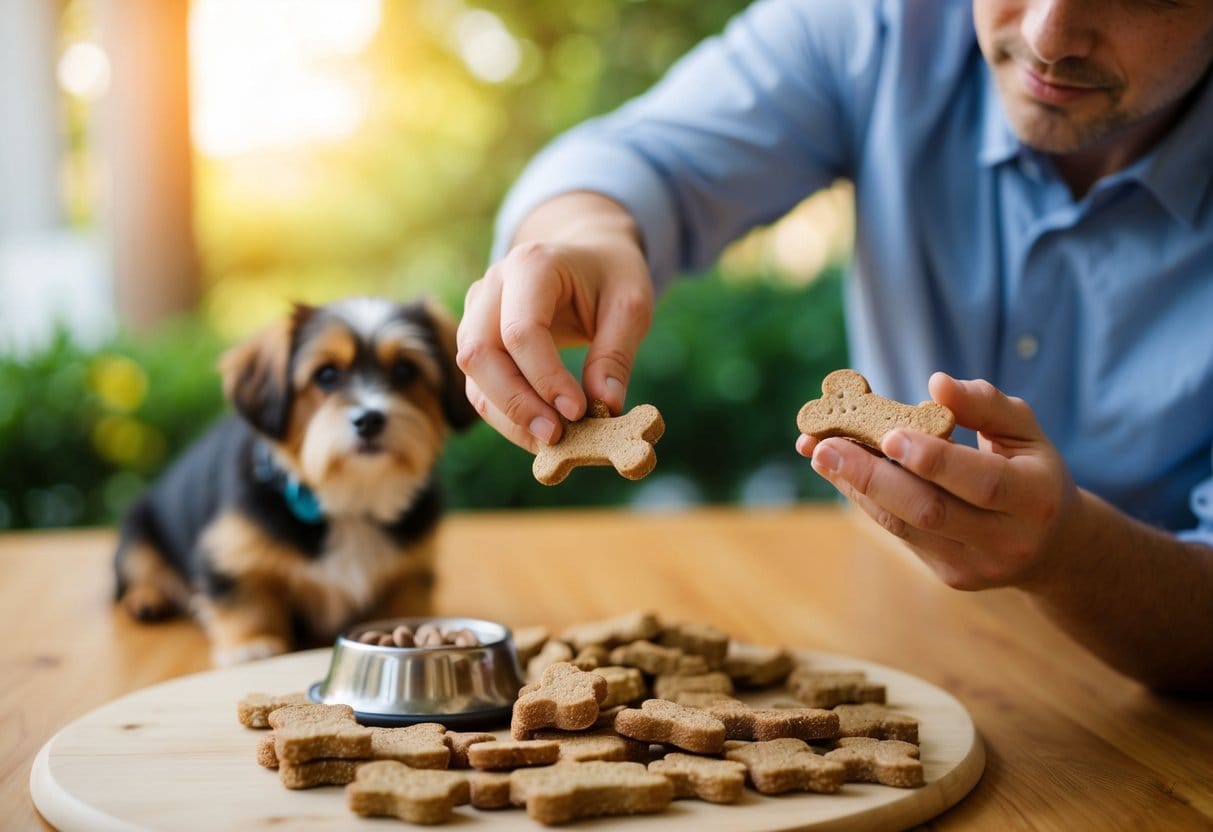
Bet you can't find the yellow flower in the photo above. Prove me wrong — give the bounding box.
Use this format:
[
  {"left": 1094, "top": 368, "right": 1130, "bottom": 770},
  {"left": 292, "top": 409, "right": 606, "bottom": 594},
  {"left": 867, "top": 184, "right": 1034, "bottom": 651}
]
[
  {"left": 92, "top": 415, "right": 165, "bottom": 469},
  {"left": 88, "top": 355, "right": 148, "bottom": 414}
]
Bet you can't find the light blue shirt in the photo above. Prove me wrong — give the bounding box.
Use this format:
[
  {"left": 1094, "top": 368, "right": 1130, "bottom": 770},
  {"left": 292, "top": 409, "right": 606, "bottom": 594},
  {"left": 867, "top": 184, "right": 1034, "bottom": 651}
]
[{"left": 494, "top": 0, "right": 1213, "bottom": 535}]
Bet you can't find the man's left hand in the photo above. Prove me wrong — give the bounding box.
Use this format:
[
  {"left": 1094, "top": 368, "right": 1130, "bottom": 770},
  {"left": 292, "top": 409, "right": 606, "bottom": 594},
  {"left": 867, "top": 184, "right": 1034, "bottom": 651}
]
[{"left": 796, "top": 372, "right": 1083, "bottom": 590}]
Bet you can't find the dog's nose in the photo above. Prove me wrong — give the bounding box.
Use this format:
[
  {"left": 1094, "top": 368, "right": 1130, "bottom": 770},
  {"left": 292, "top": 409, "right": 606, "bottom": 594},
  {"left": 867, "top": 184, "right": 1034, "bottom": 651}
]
[{"left": 352, "top": 409, "right": 386, "bottom": 439}]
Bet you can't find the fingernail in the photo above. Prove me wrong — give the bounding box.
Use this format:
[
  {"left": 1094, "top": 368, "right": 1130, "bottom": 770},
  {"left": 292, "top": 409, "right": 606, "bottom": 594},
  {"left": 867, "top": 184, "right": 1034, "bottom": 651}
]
[
  {"left": 813, "top": 444, "right": 842, "bottom": 474},
  {"left": 884, "top": 431, "right": 908, "bottom": 462},
  {"left": 529, "top": 416, "right": 558, "bottom": 445},
  {"left": 554, "top": 395, "right": 579, "bottom": 422},
  {"left": 605, "top": 376, "right": 625, "bottom": 405}
]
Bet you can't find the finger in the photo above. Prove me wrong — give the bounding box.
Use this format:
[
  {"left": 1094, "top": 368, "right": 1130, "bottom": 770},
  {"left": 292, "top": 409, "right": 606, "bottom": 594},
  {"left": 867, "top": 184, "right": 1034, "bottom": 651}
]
[
  {"left": 882, "top": 429, "right": 1013, "bottom": 511},
  {"left": 581, "top": 283, "right": 652, "bottom": 413},
  {"left": 811, "top": 437, "right": 996, "bottom": 545},
  {"left": 795, "top": 434, "right": 818, "bottom": 458},
  {"left": 812, "top": 448, "right": 978, "bottom": 587},
  {"left": 929, "top": 372, "right": 1043, "bottom": 449},
  {"left": 457, "top": 275, "right": 563, "bottom": 444},
  {"left": 498, "top": 246, "right": 587, "bottom": 422},
  {"left": 464, "top": 377, "right": 540, "bottom": 454}
]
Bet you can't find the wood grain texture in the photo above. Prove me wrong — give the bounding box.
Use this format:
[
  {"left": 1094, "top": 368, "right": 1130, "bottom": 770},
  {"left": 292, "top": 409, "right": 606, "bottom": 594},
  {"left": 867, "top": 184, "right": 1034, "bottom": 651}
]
[
  {"left": 5, "top": 506, "right": 1213, "bottom": 830},
  {"left": 30, "top": 648, "right": 981, "bottom": 831}
]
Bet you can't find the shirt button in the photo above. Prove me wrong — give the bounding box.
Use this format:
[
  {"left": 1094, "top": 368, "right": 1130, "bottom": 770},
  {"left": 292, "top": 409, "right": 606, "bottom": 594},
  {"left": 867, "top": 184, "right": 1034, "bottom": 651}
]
[
  {"left": 1016, "top": 334, "right": 1039, "bottom": 359},
  {"left": 1019, "top": 156, "right": 1041, "bottom": 179}
]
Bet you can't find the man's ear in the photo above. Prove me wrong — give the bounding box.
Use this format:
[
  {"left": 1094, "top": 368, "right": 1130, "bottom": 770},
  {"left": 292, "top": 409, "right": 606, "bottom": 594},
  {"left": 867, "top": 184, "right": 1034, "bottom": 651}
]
[
  {"left": 421, "top": 297, "right": 479, "bottom": 431},
  {"left": 217, "top": 306, "right": 313, "bottom": 439}
]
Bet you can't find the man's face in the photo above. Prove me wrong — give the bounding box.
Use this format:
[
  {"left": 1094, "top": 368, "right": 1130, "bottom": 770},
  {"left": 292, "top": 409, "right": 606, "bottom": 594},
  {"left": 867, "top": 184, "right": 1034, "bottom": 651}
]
[{"left": 974, "top": 0, "right": 1213, "bottom": 156}]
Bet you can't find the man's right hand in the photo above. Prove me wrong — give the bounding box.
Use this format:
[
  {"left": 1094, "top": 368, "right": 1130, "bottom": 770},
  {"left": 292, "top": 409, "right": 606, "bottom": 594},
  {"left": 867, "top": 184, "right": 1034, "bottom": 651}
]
[{"left": 455, "top": 192, "right": 654, "bottom": 452}]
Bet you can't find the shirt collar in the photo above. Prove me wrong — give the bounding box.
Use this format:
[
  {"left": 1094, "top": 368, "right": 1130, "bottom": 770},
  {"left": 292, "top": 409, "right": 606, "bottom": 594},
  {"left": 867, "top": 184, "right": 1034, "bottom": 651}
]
[
  {"left": 976, "top": 62, "right": 1213, "bottom": 227},
  {"left": 1134, "top": 69, "right": 1213, "bottom": 228}
]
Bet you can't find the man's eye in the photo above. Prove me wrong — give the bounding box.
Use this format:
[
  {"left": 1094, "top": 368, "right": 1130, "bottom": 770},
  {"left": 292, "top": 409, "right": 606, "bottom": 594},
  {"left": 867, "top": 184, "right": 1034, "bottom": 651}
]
[
  {"left": 390, "top": 359, "right": 418, "bottom": 387},
  {"left": 314, "top": 364, "right": 341, "bottom": 390}
]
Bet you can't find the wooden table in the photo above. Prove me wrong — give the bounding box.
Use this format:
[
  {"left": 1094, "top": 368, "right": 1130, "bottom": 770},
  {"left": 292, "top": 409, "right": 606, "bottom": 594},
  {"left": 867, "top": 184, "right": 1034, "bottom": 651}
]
[{"left": 3, "top": 505, "right": 1211, "bottom": 830}]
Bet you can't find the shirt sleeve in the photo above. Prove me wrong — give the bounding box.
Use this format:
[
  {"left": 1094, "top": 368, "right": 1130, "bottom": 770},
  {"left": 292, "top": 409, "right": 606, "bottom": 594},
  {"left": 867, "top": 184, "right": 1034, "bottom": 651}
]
[{"left": 491, "top": 0, "right": 885, "bottom": 288}]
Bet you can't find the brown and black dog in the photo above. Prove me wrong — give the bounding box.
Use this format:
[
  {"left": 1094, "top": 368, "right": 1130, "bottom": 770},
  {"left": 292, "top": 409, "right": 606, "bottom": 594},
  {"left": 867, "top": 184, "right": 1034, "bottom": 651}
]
[{"left": 114, "top": 297, "right": 477, "bottom": 665}]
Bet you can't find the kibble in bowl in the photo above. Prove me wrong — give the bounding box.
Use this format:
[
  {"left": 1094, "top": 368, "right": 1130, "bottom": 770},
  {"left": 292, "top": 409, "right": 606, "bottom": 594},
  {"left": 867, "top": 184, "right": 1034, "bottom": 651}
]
[
  {"left": 353, "top": 621, "right": 481, "bottom": 649},
  {"left": 310, "top": 616, "right": 524, "bottom": 727}
]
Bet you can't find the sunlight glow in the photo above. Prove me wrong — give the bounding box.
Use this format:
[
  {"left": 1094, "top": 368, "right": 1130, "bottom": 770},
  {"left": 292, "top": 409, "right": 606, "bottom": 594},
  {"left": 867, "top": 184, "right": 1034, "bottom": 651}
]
[
  {"left": 720, "top": 182, "right": 855, "bottom": 285},
  {"left": 455, "top": 9, "right": 522, "bottom": 83},
  {"left": 190, "top": 0, "right": 381, "bottom": 157},
  {"left": 58, "top": 41, "right": 111, "bottom": 100}
]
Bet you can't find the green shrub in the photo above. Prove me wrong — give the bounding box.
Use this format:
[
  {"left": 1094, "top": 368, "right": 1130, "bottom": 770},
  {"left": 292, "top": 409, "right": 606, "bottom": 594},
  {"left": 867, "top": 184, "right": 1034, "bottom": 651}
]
[{"left": 0, "top": 323, "right": 227, "bottom": 529}]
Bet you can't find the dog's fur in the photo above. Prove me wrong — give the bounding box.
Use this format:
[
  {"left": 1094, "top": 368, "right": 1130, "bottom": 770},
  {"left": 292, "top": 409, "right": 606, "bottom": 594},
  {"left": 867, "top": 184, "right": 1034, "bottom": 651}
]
[{"left": 113, "top": 297, "right": 477, "bottom": 665}]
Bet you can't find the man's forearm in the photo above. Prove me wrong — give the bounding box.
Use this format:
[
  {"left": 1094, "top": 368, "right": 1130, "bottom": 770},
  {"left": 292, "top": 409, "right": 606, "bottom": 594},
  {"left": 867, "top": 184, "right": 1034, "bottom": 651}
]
[{"left": 1023, "top": 489, "right": 1213, "bottom": 693}]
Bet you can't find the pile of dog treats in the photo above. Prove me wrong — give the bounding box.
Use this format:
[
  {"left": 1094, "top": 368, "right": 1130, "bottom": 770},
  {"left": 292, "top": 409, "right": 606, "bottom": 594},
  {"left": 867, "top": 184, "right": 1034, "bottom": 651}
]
[{"left": 237, "top": 610, "right": 924, "bottom": 826}]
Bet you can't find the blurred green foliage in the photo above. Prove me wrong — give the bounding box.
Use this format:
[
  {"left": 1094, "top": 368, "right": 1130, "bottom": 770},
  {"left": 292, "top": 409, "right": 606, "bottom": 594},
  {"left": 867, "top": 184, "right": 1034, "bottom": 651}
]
[
  {"left": 0, "top": 322, "right": 227, "bottom": 530},
  {"left": 0, "top": 269, "right": 845, "bottom": 529}
]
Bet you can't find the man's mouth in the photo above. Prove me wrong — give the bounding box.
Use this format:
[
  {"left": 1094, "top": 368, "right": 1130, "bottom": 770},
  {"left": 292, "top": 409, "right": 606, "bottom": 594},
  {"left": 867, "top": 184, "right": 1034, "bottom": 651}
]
[{"left": 1020, "top": 66, "right": 1106, "bottom": 105}]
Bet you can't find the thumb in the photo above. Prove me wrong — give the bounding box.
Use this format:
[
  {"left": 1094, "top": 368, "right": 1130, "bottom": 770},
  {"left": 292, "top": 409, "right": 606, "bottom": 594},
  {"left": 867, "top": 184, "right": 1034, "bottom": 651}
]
[
  {"left": 582, "top": 286, "right": 652, "bottom": 413},
  {"left": 929, "top": 372, "right": 1043, "bottom": 446}
]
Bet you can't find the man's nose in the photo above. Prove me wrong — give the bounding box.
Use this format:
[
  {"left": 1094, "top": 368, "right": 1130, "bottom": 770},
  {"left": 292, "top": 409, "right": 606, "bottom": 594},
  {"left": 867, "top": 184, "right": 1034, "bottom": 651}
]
[
  {"left": 352, "top": 409, "right": 386, "bottom": 439},
  {"left": 1021, "top": 0, "right": 1095, "bottom": 65}
]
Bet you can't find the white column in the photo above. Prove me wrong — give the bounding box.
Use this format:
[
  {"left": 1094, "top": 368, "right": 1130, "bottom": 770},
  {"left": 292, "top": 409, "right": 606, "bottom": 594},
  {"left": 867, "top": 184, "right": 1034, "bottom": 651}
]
[{"left": 0, "top": 0, "right": 62, "bottom": 235}]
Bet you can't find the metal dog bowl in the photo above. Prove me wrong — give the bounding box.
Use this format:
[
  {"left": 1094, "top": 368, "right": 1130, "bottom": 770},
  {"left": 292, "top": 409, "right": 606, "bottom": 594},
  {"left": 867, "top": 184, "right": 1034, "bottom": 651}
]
[{"left": 309, "top": 616, "right": 524, "bottom": 728}]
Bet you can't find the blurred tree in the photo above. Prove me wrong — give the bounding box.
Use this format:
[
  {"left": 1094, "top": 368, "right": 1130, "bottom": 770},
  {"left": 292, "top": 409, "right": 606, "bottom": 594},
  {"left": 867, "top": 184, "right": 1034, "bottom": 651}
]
[{"left": 194, "top": 0, "right": 751, "bottom": 335}]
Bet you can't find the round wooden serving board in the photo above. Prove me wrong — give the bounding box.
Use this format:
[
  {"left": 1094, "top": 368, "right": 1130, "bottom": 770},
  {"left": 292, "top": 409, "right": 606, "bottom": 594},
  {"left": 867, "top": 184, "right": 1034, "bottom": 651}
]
[{"left": 31, "top": 648, "right": 983, "bottom": 831}]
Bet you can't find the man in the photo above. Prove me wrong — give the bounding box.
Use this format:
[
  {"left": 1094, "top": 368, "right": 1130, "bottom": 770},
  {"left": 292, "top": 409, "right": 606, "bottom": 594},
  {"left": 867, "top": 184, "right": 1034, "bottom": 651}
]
[{"left": 455, "top": 0, "right": 1213, "bottom": 691}]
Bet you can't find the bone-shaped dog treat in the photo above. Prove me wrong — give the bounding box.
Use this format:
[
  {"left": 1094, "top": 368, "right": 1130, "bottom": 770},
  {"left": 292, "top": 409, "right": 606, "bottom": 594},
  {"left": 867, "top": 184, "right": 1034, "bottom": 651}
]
[
  {"left": 237, "top": 691, "right": 311, "bottom": 728},
  {"left": 648, "top": 753, "right": 748, "bottom": 804},
  {"left": 511, "top": 661, "right": 609, "bottom": 739},
  {"left": 533, "top": 401, "right": 665, "bottom": 485},
  {"left": 561, "top": 609, "right": 660, "bottom": 651},
  {"left": 614, "top": 699, "right": 727, "bottom": 754},
  {"left": 823, "top": 737, "right": 925, "bottom": 788},
  {"left": 725, "top": 737, "right": 847, "bottom": 795},
  {"left": 797, "top": 369, "right": 954, "bottom": 451},
  {"left": 510, "top": 760, "right": 673, "bottom": 825},
  {"left": 531, "top": 727, "right": 649, "bottom": 763},
  {"left": 703, "top": 699, "right": 839, "bottom": 742},
  {"left": 466, "top": 739, "right": 561, "bottom": 771},
  {"left": 833, "top": 703, "right": 920, "bottom": 743},
  {"left": 346, "top": 760, "right": 470, "bottom": 824},
  {"left": 370, "top": 724, "right": 451, "bottom": 769},
  {"left": 723, "top": 641, "right": 795, "bottom": 688},
  {"left": 267, "top": 703, "right": 373, "bottom": 764},
  {"left": 787, "top": 668, "right": 887, "bottom": 708},
  {"left": 589, "top": 665, "right": 647, "bottom": 708},
  {"left": 445, "top": 731, "right": 497, "bottom": 769}
]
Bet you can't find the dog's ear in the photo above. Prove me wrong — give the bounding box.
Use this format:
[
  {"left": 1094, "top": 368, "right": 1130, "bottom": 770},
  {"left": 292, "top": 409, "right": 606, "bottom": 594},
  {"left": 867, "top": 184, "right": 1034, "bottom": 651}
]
[
  {"left": 218, "top": 306, "right": 313, "bottom": 439},
  {"left": 420, "top": 298, "right": 479, "bottom": 431}
]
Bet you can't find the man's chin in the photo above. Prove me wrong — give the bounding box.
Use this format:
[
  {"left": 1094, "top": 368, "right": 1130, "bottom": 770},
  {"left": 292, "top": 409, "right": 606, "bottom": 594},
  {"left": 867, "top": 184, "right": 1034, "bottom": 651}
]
[{"left": 1001, "top": 96, "right": 1112, "bottom": 155}]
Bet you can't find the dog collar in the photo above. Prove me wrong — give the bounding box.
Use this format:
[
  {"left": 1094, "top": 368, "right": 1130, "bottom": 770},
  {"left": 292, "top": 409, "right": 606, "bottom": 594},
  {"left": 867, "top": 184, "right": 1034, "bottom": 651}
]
[{"left": 253, "top": 444, "right": 325, "bottom": 525}]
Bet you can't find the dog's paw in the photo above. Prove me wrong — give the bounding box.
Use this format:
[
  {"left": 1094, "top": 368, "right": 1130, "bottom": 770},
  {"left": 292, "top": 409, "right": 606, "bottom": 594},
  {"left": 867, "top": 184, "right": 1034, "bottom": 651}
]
[
  {"left": 119, "top": 585, "right": 182, "bottom": 621},
  {"left": 211, "top": 635, "right": 290, "bottom": 667}
]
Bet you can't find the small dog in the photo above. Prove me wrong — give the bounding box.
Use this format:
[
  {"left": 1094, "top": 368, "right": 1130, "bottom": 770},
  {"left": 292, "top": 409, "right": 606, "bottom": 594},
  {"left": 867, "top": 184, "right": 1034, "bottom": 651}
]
[{"left": 113, "top": 297, "right": 477, "bottom": 665}]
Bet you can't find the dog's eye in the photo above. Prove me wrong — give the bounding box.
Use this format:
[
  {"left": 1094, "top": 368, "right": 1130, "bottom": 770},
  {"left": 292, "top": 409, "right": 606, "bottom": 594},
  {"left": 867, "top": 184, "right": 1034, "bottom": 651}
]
[
  {"left": 313, "top": 364, "right": 341, "bottom": 391},
  {"left": 390, "top": 359, "right": 418, "bottom": 388}
]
